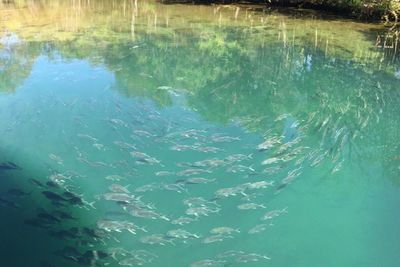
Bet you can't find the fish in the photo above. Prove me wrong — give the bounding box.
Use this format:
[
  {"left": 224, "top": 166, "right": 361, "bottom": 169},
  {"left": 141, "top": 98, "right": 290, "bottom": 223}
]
[
  {"left": 248, "top": 223, "right": 272, "bottom": 234},
  {"left": 97, "top": 220, "right": 145, "bottom": 234},
  {"left": 37, "top": 212, "right": 61, "bottom": 223},
  {"left": 183, "top": 197, "right": 218, "bottom": 207},
  {"left": 93, "top": 143, "right": 105, "bottom": 150},
  {"left": 184, "top": 177, "right": 216, "bottom": 185},
  {"left": 39, "top": 261, "right": 56, "bottom": 267},
  {"left": 119, "top": 257, "right": 146, "bottom": 266},
  {"left": 211, "top": 134, "right": 240, "bottom": 142},
  {"left": 262, "top": 166, "right": 283, "bottom": 174},
  {"left": 178, "top": 129, "right": 206, "bottom": 139},
  {"left": 67, "top": 195, "right": 91, "bottom": 208},
  {"left": 225, "top": 154, "right": 253, "bottom": 163},
  {"left": 171, "top": 216, "right": 197, "bottom": 225},
  {"left": 186, "top": 206, "right": 220, "bottom": 217},
  {"left": 309, "top": 150, "right": 328, "bottom": 167},
  {"left": 50, "top": 228, "right": 81, "bottom": 240},
  {"left": 130, "top": 151, "right": 160, "bottom": 165},
  {"left": 82, "top": 227, "right": 103, "bottom": 240},
  {"left": 129, "top": 250, "right": 158, "bottom": 263},
  {"left": 135, "top": 183, "right": 161, "bottom": 192},
  {"left": 237, "top": 203, "right": 266, "bottom": 210},
  {"left": 103, "top": 193, "right": 135, "bottom": 202},
  {"left": 49, "top": 154, "right": 63, "bottom": 165},
  {"left": 63, "top": 191, "right": 81, "bottom": 199},
  {"left": 77, "top": 133, "right": 98, "bottom": 143},
  {"left": 106, "top": 118, "right": 129, "bottom": 128},
  {"left": 52, "top": 210, "right": 76, "bottom": 220},
  {"left": 108, "top": 247, "right": 130, "bottom": 261},
  {"left": 275, "top": 182, "right": 288, "bottom": 191},
  {"left": 210, "top": 227, "right": 240, "bottom": 235},
  {"left": 191, "top": 158, "right": 226, "bottom": 168},
  {"left": 42, "top": 191, "right": 68, "bottom": 202},
  {"left": 157, "top": 85, "right": 174, "bottom": 90},
  {"left": 140, "top": 234, "right": 174, "bottom": 246},
  {"left": 195, "top": 146, "right": 221, "bottom": 153},
  {"left": 79, "top": 249, "right": 109, "bottom": 262},
  {"left": 190, "top": 259, "right": 226, "bottom": 267},
  {"left": 170, "top": 144, "right": 193, "bottom": 151},
  {"left": 114, "top": 141, "right": 137, "bottom": 150},
  {"left": 105, "top": 174, "right": 126, "bottom": 181},
  {"left": 215, "top": 186, "right": 246, "bottom": 198},
  {"left": 166, "top": 229, "right": 201, "bottom": 240},
  {"left": 226, "top": 164, "right": 255, "bottom": 173},
  {"left": 257, "top": 136, "right": 281, "bottom": 151},
  {"left": 29, "top": 178, "right": 45, "bottom": 188},
  {"left": 53, "top": 246, "right": 81, "bottom": 262},
  {"left": 202, "top": 235, "right": 230, "bottom": 244},
  {"left": 46, "top": 181, "right": 61, "bottom": 189},
  {"left": 108, "top": 184, "right": 130, "bottom": 194},
  {"left": 163, "top": 183, "right": 187, "bottom": 194},
  {"left": 129, "top": 208, "right": 169, "bottom": 221},
  {"left": 133, "top": 130, "right": 154, "bottom": 137},
  {"left": 77, "top": 157, "right": 109, "bottom": 167},
  {"left": 7, "top": 188, "right": 31, "bottom": 197},
  {"left": 261, "top": 207, "right": 288, "bottom": 220},
  {"left": 155, "top": 171, "right": 174, "bottom": 176},
  {"left": 0, "top": 161, "right": 22, "bottom": 171},
  {"left": 0, "top": 197, "right": 20, "bottom": 209},
  {"left": 177, "top": 168, "right": 211, "bottom": 176},
  {"left": 262, "top": 157, "right": 281, "bottom": 165},
  {"left": 235, "top": 253, "right": 271, "bottom": 262},
  {"left": 24, "top": 218, "right": 51, "bottom": 229},
  {"left": 243, "top": 180, "right": 274, "bottom": 190},
  {"left": 49, "top": 172, "right": 71, "bottom": 183},
  {"left": 216, "top": 250, "right": 245, "bottom": 259}
]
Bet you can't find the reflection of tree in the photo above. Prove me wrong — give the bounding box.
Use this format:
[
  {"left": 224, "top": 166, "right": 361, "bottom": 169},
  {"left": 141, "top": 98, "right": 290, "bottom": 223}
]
[
  {"left": 1, "top": 0, "right": 399, "bottom": 184},
  {"left": 0, "top": 40, "right": 39, "bottom": 93}
]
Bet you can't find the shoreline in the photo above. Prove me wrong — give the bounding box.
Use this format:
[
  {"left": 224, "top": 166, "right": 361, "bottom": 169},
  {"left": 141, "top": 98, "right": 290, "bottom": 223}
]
[{"left": 161, "top": 0, "right": 399, "bottom": 22}]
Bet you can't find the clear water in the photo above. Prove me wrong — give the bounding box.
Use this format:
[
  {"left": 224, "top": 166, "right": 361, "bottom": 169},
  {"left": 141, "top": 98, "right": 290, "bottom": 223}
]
[{"left": 0, "top": 1, "right": 399, "bottom": 267}]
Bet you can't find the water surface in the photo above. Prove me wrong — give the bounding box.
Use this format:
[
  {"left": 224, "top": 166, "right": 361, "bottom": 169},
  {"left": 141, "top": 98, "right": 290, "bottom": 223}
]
[{"left": 0, "top": 1, "right": 399, "bottom": 267}]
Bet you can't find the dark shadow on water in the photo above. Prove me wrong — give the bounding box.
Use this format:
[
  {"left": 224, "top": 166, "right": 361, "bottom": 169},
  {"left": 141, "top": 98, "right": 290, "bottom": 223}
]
[{"left": 0, "top": 152, "right": 110, "bottom": 267}]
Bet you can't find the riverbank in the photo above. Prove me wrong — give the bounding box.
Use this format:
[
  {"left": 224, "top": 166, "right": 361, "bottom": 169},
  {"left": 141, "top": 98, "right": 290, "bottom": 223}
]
[{"left": 163, "top": 0, "right": 400, "bottom": 22}]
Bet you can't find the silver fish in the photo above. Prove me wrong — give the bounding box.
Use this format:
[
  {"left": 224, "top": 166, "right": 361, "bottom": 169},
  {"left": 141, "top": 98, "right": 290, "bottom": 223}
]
[
  {"left": 140, "top": 234, "right": 173, "bottom": 246},
  {"left": 210, "top": 227, "right": 240, "bottom": 235},
  {"left": 186, "top": 206, "right": 220, "bottom": 217},
  {"left": 236, "top": 253, "right": 271, "bottom": 263},
  {"left": 202, "top": 235, "right": 231, "bottom": 244},
  {"left": 103, "top": 193, "right": 134, "bottom": 202},
  {"left": 190, "top": 259, "right": 226, "bottom": 267},
  {"left": 108, "top": 184, "right": 130, "bottom": 194},
  {"left": 105, "top": 174, "right": 126, "bottom": 181},
  {"left": 177, "top": 168, "right": 211, "bottom": 176},
  {"left": 248, "top": 223, "right": 272, "bottom": 234},
  {"left": 171, "top": 216, "right": 197, "bottom": 225},
  {"left": 261, "top": 207, "right": 288, "bottom": 220},
  {"left": 237, "top": 203, "right": 266, "bottom": 210},
  {"left": 185, "top": 177, "right": 216, "bottom": 184},
  {"left": 49, "top": 154, "right": 63, "bottom": 165},
  {"left": 166, "top": 229, "right": 201, "bottom": 240}
]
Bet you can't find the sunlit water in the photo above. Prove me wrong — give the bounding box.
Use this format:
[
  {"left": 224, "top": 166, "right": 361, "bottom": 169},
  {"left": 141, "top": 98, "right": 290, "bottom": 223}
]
[{"left": 0, "top": 1, "right": 400, "bottom": 267}]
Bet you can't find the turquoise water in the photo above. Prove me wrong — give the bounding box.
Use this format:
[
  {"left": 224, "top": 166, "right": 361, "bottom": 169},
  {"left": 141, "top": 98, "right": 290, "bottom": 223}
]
[{"left": 1, "top": 1, "right": 400, "bottom": 267}]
